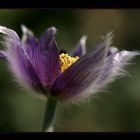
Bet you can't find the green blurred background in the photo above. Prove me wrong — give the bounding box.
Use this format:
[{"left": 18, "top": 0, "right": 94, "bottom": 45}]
[{"left": 0, "top": 9, "right": 140, "bottom": 132}]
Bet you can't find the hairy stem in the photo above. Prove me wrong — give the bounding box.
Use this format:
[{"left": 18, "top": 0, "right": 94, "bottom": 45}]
[{"left": 42, "top": 96, "right": 57, "bottom": 132}]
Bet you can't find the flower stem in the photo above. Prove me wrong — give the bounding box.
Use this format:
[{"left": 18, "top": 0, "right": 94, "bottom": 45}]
[{"left": 42, "top": 96, "right": 57, "bottom": 132}]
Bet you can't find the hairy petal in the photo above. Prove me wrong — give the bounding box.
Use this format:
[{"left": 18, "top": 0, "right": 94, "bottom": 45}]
[
  {"left": 111, "top": 50, "right": 140, "bottom": 77},
  {"left": 21, "top": 24, "right": 34, "bottom": 42},
  {"left": 85, "top": 50, "right": 140, "bottom": 95},
  {"left": 93, "top": 47, "right": 119, "bottom": 88},
  {"left": 50, "top": 33, "right": 112, "bottom": 99},
  {"left": 21, "top": 25, "right": 39, "bottom": 59},
  {"left": 26, "top": 27, "right": 61, "bottom": 88},
  {"left": 0, "top": 26, "right": 45, "bottom": 93},
  {"left": 10, "top": 47, "right": 45, "bottom": 93},
  {"left": 0, "top": 51, "right": 7, "bottom": 60},
  {"left": 107, "top": 47, "right": 118, "bottom": 56},
  {"left": 0, "top": 26, "right": 21, "bottom": 50},
  {"left": 71, "top": 36, "right": 87, "bottom": 57}
]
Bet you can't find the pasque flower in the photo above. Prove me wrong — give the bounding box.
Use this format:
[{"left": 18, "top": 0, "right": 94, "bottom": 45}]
[
  {"left": 0, "top": 25, "right": 139, "bottom": 132},
  {"left": 0, "top": 25, "right": 139, "bottom": 101}
]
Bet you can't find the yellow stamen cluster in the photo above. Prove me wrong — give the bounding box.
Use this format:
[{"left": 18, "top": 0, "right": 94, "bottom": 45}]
[{"left": 59, "top": 53, "right": 79, "bottom": 73}]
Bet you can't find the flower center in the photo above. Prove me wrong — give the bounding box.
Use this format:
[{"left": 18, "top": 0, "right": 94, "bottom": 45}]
[{"left": 59, "top": 53, "right": 79, "bottom": 73}]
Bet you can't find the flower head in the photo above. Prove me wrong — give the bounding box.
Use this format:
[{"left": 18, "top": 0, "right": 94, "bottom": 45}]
[{"left": 0, "top": 25, "right": 139, "bottom": 100}]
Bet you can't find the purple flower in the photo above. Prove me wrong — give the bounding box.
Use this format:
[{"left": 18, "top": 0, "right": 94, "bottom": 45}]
[{"left": 0, "top": 25, "right": 139, "bottom": 100}]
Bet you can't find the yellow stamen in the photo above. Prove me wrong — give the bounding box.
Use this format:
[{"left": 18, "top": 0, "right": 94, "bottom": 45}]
[{"left": 59, "top": 53, "right": 79, "bottom": 73}]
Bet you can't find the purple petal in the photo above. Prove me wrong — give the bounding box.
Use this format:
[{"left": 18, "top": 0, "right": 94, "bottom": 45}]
[
  {"left": 50, "top": 33, "right": 111, "bottom": 99},
  {"left": 21, "top": 25, "right": 37, "bottom": 48},
  {"left": 0, "top": 26, "right": 45, "bottom": 93},
  {"left": 107, "top": 47, "right": 118, "bottom": 56},
  {"left": 95, "top": 49, "right": 140, "bottom": 91},
  {"left": 111, "top": 50, "right": 140, "bottom": 76},
  {"left": 21, "top": 25, "right": 39, "bottom": 59},
  {"left": 12, "top": 48, "right": 45, "bottom": 93},
  {"left": 24, "top": 27, "right": 61, "bottom": 88},
  {"left": 71, "top": 36, "right": 87, "bottom": 57},
  {"left": 0, "top": 51, "right": 7, "bottom": 60},
  {"left": 94, "top": 47, "right": 119, "bottom": 87},
  {"left": 40, "top": 27, "right": 57, "bottom": 46},
  {"left": 21, "top": 26, "right": 61, "bottom": 88},
  {"left": 21, "top": 25, "right": 34, "bottom": 40},
  {"left": 94, "top": 53, "right": 115, "bottom": 90}
]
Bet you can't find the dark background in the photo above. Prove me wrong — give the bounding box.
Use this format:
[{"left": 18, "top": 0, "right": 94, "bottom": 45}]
[{"left": 0, "top": 9, "right": 140, "bottom": 131}]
